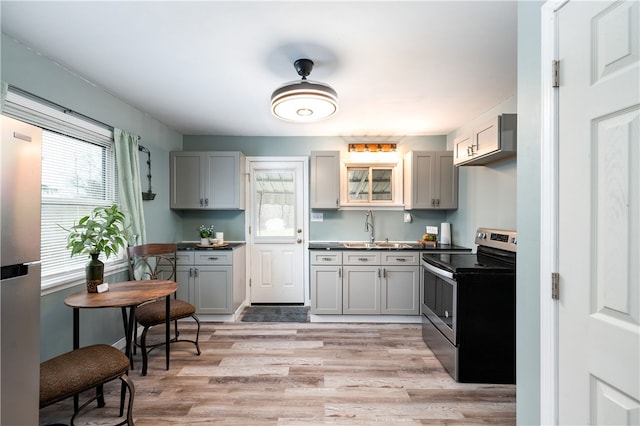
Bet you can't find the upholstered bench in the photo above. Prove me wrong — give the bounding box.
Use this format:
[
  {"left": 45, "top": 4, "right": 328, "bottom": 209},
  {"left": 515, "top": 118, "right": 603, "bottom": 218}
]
[{"left": 40, "top": 344, "right": 135, "bottom": 425}]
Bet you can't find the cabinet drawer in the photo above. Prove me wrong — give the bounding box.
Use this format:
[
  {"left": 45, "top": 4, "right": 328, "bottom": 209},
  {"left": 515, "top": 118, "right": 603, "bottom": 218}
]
[
  {"left": 343, "top": 251, "right": 381, "bottom": 265},
  {"left": 194, "top": 251, "right": 232, "bottom": 265},
  {"left": 175, "top": 252, "right": 194, "bottom": 266},
  {"left": 310, "top": 251, "right": 343, "bottom": 265},
  {"left": 381, "top": 252, "right": 419, "bottom": 265}
]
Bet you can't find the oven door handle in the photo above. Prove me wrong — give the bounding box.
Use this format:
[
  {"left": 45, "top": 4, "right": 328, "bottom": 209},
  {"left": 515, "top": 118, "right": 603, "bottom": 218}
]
[{"left": 422, "top": 260, "right": 454, "bottom": 280}]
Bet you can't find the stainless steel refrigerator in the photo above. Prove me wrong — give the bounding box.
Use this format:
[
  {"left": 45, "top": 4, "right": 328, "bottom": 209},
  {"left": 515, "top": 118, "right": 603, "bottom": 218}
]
[{"left": 1, "top": 115, "right": 42, "bottom": 425}]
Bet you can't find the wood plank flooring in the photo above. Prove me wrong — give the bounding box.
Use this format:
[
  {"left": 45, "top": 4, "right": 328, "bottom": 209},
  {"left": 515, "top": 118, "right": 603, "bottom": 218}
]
[{"left": 39, "top": 322, "right": 515, "bottom": 425}]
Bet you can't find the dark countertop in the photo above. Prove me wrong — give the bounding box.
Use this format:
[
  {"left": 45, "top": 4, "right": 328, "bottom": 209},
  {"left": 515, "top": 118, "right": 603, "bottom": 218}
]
[
  {"left": 308, "top": 241, "right": 471, "bottom": 252},
  {"left": 177, "top": 241, "right": 246, "bottom": 251}
]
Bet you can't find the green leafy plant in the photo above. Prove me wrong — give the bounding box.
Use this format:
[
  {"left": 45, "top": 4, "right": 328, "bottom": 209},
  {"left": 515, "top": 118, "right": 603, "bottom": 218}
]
[
  {"left": 63, "top": 204, "right": 128, "bottom": 258},
  {"left": 199, "top": 224, "right": 214, "bottom": 238}
]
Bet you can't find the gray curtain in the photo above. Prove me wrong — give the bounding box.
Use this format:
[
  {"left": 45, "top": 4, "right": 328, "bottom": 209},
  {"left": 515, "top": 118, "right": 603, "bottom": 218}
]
[{"left": 114, "top": 128, "right": 146, "bottom": 245}]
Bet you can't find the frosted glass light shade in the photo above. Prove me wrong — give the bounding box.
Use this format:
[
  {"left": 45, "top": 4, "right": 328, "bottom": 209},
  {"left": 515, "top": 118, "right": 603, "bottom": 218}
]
[{"left": 271, "top": 80, "right": 338, "bottom": 122}]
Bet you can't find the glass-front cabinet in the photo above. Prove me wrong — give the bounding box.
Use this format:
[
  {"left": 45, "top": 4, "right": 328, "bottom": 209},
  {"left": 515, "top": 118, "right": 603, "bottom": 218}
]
[{"left": 340, "top": 158, "right": 403, "bottom": 207}]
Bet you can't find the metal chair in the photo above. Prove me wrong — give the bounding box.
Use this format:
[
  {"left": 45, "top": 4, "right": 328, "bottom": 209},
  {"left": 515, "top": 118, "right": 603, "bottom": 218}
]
[{"left": 127, "top": 243, "right": 201, "bottom": 375}]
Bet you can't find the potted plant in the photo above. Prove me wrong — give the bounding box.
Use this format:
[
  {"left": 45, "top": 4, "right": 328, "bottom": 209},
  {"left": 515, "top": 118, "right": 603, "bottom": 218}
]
[
  {"left": 199, "top": 224, "right": 214, "bottom": 246},
  {"left": 63, "top": 204, "right": 128, "bottom": 292}
]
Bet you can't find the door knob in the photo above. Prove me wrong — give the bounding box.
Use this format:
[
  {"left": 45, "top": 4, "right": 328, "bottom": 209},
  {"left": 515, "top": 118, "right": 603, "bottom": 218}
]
[
  {"left": 297, "top": 228, "right": 302, "bottom": 233},
  {"left": 297, "top": 238, "right": 302, "bottom": 243}
]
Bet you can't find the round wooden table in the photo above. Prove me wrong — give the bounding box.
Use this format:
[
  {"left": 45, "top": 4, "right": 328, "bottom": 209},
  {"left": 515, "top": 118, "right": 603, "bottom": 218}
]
[{"left": 64, "top": 280, "right": 178, "bottom": 370}]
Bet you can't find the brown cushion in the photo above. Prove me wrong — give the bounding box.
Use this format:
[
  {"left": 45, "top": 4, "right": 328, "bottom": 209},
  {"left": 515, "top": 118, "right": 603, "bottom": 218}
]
[
  {"left": 40, "top": 344, "right": 129, "bottom": 408},
  {"left": 135, "top": 298, "right": 196, "bottom": 326}
]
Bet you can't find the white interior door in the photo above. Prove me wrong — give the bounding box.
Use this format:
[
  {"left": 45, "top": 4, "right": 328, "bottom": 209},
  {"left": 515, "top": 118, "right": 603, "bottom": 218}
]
[
  {"left": 248, "top": 158, "right": 307, "bottom": 304},
  {"left": 558, "top": 1, "right": 640, "bottom": 424}
]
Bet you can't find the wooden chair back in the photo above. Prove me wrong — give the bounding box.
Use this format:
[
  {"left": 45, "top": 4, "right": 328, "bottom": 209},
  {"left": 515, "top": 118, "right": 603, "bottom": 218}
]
[{"left": 127, "top": 243, "right": 177, "bottom": 282}]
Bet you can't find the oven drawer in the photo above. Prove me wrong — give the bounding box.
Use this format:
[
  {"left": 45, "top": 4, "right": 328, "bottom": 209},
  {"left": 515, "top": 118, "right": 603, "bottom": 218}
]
[{"left": 422, "top": 314, "right": 457, "bottom": 381}]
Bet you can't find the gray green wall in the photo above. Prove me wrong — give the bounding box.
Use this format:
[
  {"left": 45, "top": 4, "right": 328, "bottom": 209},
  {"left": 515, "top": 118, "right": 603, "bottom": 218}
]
[
  {"left": 1, "top": 33, "right": 183, "bottom": 361},
  {"left": 515, "top": 2, "right": 544, "bottom": 425}
]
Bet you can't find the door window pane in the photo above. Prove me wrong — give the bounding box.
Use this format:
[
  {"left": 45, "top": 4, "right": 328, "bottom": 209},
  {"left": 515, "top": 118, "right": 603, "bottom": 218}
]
[{"left": 254, "top": 170, "right": 296, "bottom": 238}]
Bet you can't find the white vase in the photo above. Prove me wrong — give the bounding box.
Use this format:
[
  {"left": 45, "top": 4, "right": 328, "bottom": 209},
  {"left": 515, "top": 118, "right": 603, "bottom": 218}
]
[{"left": 200, "top": 237, "right": 209, "bottom": 245}]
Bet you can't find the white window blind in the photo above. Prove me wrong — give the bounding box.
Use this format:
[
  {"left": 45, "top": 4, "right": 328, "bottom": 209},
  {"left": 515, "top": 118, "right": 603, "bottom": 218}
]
[{"left": 3, "top": 88, "right": 123, "bottom": 287}]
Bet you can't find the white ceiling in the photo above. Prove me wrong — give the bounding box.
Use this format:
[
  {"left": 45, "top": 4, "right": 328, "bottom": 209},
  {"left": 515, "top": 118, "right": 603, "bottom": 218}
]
[{"left": 1, "top": 1, "right": 517, "bottom": 137}]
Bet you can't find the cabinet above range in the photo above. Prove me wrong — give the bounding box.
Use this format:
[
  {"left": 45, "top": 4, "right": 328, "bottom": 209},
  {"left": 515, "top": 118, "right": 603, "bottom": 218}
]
[
  {"left": 170, "top": 151, "right": 245, "bottom": 210},
  {"left": 453, "top": 113, "right": 517, "bottom": 166}
]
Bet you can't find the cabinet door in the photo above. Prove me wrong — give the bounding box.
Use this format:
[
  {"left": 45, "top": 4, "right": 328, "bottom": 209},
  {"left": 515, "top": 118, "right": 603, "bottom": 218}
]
[
  {"left": 404, "top": 151, "right": 435, "bottom": 209},
  {"left": 205, "top": 152, "right": 245, "bottom": 210},
  {"left": 473, "top": 116, "right": 500, "bottom": 158},
  {"left": 434, "top": 152, "right": 458, "bottom": 209},
  {"left": 193, "top": 266, "right": 232, "bottom": 314},
  {"left": 175, "top": 265, "right": 193, "bottom": 303},
  {"left": 310, "top": 265, "right": 342, "bottom": 314},
  {"left": 310, "top": 151, "right": 340, "bottom": 209},
  {"left": 453, "top": 134, "right": 472, "bottom": 165},
  {"left": 343, "top": 266, "right": 380, "bottom": 314},
  {"left": 381, "top": 266, "right": 419, "bottom": 315},
  {"left": 170, "top": 152, "right": 205, "bottom": 209}
]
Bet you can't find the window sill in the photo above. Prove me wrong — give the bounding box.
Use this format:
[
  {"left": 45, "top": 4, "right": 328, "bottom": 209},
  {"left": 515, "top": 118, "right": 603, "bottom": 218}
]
[{"left": 41, "top": 260, "right": 129, "bottom": 296}]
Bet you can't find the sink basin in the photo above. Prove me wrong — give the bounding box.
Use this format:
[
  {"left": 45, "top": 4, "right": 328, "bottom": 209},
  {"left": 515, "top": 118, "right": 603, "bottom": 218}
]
[
  {"left": 374, "top": 242, "right": 412, "bottom": 249},
  {"left": 342, "top": 242, "right": 412, "bottom": 249},
  {"left": 343, "top": 242, "right": 377, "bottom": 249}
]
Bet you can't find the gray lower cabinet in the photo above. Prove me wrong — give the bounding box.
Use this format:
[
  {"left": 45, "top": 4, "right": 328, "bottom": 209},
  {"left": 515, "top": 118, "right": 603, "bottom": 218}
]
[
  {"left": 310, "top": 251, "right": 342, "bottom": 314},
  {"left": 311, "top": 250, "right": 419, "bottom": 315},
  {"left": 176, "top": 247, "right": 246, "bottom": 314}
]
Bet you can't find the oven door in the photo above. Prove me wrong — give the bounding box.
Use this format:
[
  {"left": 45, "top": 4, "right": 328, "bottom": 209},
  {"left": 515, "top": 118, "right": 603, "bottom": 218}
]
[{"left": 421, "top": 259, "right": 456, "bottom": 344}]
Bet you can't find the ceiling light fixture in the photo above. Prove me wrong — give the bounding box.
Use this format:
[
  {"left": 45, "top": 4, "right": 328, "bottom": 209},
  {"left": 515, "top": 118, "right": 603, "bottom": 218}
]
[{"left": 271, "top": 59, "right": 338, "bottom": 122}]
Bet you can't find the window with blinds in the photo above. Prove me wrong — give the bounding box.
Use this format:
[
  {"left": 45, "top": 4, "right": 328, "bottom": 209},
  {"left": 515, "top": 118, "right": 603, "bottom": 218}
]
[
  {"left": 41, "top": 131, "right": 121, "bottom": 282},
  {"left": 3, "top": 88, "right": 123, "bottom": 287}
]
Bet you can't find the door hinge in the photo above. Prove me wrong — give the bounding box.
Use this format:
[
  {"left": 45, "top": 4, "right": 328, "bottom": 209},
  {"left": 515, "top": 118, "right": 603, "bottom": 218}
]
[
  {"left": 248, "top": 226, "right": 251, "bottom": 235},
  {"left": 551, "top": 272, "right": 560, "bottom": 300},
  {"left": 249, "top": 278, "right": 252, "bottom": 287},
  {"left": 552, "top": 60, "right": 560, "bottom": 88}
]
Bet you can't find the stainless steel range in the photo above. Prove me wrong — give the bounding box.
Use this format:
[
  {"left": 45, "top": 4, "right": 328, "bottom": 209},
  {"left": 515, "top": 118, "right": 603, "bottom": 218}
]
[{"left": 421, "top": 227, "right": 516, "bottom": 384}]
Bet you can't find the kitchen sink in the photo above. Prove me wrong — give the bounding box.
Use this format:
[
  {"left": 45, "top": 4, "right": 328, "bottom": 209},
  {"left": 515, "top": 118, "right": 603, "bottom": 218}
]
[
  {"left": 342, "top": 242, "right": 412, "bottom": 249},
  {"left": 343, "top": 242, "right": 377, "bottom": 249},
  {"left": 374, "top": 242, "right": 412, "bottom": 249}
]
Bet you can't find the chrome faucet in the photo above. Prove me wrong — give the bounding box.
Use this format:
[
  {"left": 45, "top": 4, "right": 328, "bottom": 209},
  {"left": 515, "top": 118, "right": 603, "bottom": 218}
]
[{"left": 364, "top": 210, "right": 375, "bottom": 243}]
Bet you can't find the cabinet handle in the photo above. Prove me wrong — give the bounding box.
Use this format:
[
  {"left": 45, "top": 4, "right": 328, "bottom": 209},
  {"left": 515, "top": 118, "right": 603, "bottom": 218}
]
[
  {"left": 358, "top": 257, "right": 369, "bottom": 262},
  {"left": 199, "top": 198, "right": 204, "bottom": 207},
  {"left": 208, "top": 257, "right": 218, "bottom": 260},
  {"left": 204, "top": 198, "right": 209, "bottom": 207},
  {"left": 383, "top": 268, "right": 387, "bottom": 278},
  {"left": 322, "top": 257, "right": 333, "bottom": 261},
  {"left": 338, "top": 267, "right": 342, "bottom": 278},
  {"left": 189, "top": 268, "right": 193, "bottom": 278},
  {"left": 336, "top": 198, "right": 339, "bottom": 207},
  {"left": 194, "top": 268, "right": 199, "bottom": 278},
  {"left": 396, "top": 258, "right": 407, "bottom": 262}
]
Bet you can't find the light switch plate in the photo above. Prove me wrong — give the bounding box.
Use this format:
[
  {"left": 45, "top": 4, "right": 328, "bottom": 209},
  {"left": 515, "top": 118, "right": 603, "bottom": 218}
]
[
  {"left": 311, "top": 212, "right": 324, "bottom": 222},
  {"left": 403, "top": 213, "right": 412, "bottom": 223}
]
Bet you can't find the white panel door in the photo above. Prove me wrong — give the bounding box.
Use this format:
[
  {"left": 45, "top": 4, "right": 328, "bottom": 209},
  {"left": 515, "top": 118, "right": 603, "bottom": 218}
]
[
  {"left": 558, "top": 1, "right": 640, "bottom": 424},
  {"left": 249, "top": 159, "right": 306, "bottom": 303}
]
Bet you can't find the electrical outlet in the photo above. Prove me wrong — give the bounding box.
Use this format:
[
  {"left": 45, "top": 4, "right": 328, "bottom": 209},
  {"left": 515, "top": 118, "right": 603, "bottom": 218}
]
[
  {"left": 403, "top": 213, "right": 412, "bottom": 223},
  {"left": 311, "top": 212, "right": 324, "bottom": 222}
]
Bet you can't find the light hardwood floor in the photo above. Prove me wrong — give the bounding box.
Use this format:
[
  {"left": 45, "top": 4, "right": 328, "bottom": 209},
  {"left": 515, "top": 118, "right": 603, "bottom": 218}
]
[{"left": 39, "top": 322, "right": 515, "bottom": 425}]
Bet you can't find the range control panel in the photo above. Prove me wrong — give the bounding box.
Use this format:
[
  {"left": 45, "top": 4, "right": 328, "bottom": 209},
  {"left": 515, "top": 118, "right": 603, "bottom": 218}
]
[{"left": 474, "top": 228, "right": 517, "bottom": 252}]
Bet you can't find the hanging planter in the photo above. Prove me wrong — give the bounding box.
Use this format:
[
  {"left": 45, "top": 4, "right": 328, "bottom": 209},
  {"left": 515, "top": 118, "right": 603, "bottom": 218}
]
[{"left": 138, "top": 145, "right": 156, "bottom": 201}]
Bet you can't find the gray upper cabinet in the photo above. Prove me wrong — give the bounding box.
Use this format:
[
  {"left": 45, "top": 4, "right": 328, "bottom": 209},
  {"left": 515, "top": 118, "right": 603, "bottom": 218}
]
[
  {"left": 403, "top": 151, "right": 458, "bottom": 210},
  {"left": 170, "top": 151, "right": 245, "bottom": 210},
  {"left": 453, "top": 113, "right": 517, "bottom": 166},
  {"left": 310, "top": 151, "right": 340, "bottom": 209}
]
